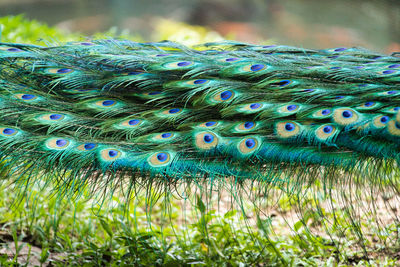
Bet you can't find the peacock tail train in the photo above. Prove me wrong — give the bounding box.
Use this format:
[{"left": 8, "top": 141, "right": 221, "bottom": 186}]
[{"left": 0, "top": 40, "right": 399, "bottom": 213}]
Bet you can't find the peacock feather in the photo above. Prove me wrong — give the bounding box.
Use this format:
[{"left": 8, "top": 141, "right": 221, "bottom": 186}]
[{"left": 0, "top": 40, "right": 400, "bottom": 224}]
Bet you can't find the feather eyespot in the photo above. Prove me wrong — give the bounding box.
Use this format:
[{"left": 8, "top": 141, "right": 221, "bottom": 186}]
[
  {"left": 372, "top": 115, "right": 389, "bottom": 129},
  {"left": 332, "top": 108, "right": 359, "bottom": 126},
  {"left": 357, "top": 101, "right": 380, "bottom": 110},
  {"left": 311, "top": 108, "right": 332, "bottom": 119},
  {"left": 93, "top": 99, "right": 119, "bottom": 108},
  {"left": 195, "top": 132, "right": 219, "bottom": 150},
  {"left": 153, "top": 132, "right": 176, "bottom": 141},
  {"left": 236, "top": 121, "right": 256, "bottom": 132},
  {"left": 40, "top": 113, "right": 66, "bottom": 122},
  {"left": 213, "top": 90, "right": 235, "bottom": 102},
  {"left": 198, "top": 121, "right": 219, "bottom": 128},
  {"left": 0, "top": 46, "right": 23, "bottom": 52},
  {"left": 80, "top": 42, "right": 95, "bottom": 46},
  {"left": 186, "top": 79, "right": 210, "bottom": 86},
  {"left": 383, "top": 107, "right": 400, "bottom": 114},
  {"left": 241, "top": 63, "right": 266, "bottom": 72},
  {"left": 46, "top": 138, "right": 71, "bottom": 150},
  {"left": 164, "top": 61, "right": 194, "bottom": 69},
  {"left": 15, "top": 94, "right": 38, "bottom": 101},
  {"left": 279, "top": 104, "right": 299, "bottom": 114},
  {"left": 388, "top": 120, "right": 400, "bottom": 136},
  {"left": 315, "top": 124, "right": 337, "bottom": 141},
  {"left": 128, "top": 71, "right": 144, "bottom": 75},
  {"left": 102, "top": 100, "right": 116, "bottom": 106},
  {"left": 46, "top": 68, "right": 74, "bottom": 74},
  {"left": 148, "top": 152, "right": 172, "bottom": 167},
  {"left": 120, "top": 118, "right": 142, "bottom": 128},
  {"left": 161, "top": 108, "right": 183, "bottom": 115},
  {"left": 335, "top": 47, "right": 347, "bottom": 52},
  {"left": 250, "top": 103, "right": 262, "bottom": 109},
  {"left": 378, "top": 69, "right": 397, "bottom": 75},
  {"left": 121, "top": 70, "right": 145, "bottom": 76},
  {"left": 100, "top": 148, "right": 122, "bottom": 161},
  {"left": 238, "top": 137, "right": 259, "bottom": 154},
  {"left": 241, "top": 103, "right": 263, "bottom": 112},
  {"left": 77, "top": 143, "right": 98, "bottom": 151},
  {"left": 146, "top": 91, "right": 161, "bottom": 96},
  {"left": 275, "top": 121, "right": 301, "bottom": 138},
  {"left": 0, "top": 127, "right": 18, "bottom": 137},
  {"left": 388, "top": 64, "right": 400, "bottom": 69},
  {"left": 225, "top": 57, "right": 239, "bottom": 62},
  {"left": 269, "top": 79, "right": 292, "bottom": 88}
]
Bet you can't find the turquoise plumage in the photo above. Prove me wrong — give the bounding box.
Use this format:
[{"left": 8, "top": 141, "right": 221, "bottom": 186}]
[{"left": 0, "top": 40, "right": 399, "bottom": 198}]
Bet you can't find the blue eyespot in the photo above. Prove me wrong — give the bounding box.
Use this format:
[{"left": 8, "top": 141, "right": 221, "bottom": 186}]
[
  {"left": 21, "top": 94, "right": 35, "bottom": 100},
  {"left": 335, "top": 96, "right": 344, "bottom": 99},
  {"left": 108, "top": 150, "right": 119, "bottom": 158},
  {"left": 161, "top": 133, "right": 172, "bottom": 138},
  {"left": 245, "top": 138, "right": 256, "bottom": 148},
  {"left": 303, "top": 89, "right": 314, "bottom": 92},
  {"left": 285, "top": 123, "right": 295, "bottom": 131},
  {"left": 394, "top": 107, "right": 400, "bottom": 111},
  {"left": 323, "top": 126, "right": 333, "bottom": 133},
  {"left": 382, "top": 70, "right": 395, "bottom": 75},
  {"left": 220, "top": 91, "right": 232, "bottom": 100},
  {"left": 205, "top": 121, "right": 216, "bottom": 127},
  {"left": 80, "top": 42, "right": 94, "bottom": 46},
  {"left": 84, "top": 143, "right": 96, "bottom": 150},
  {"left": 56, "top": 139, "right": 67, "bottom": 147},
  {"left": 250, "top": 64, "right": 265, "bottom": 71},
  {"left": 334, "top": 47, "right": 347, "bottom": 52},
  {"left": 7, "top": 48, "right": 22, "bottom": 52},
  {"left": 128, "top": 71, "right": 143, "bottom": 75},
  {"left": 322, "top": 109, "right": 331, "bottom": 115},
  {"left": 177, "top": 61, "right": 191, "bottom": 67},
  {"left": 169, "top": 108, "right": 180, "bottom": 114},
  {"left": 388, "top": 64, "right": 400, "bottom": 69},
  {"left": 193, "top": 79, "right": 207, "bottom": 84},
  {"left": 57, "top": 68, "right": 72, "bottom": 74},
  {"left": 128, "top": 119, "right": 140, "bottom": 126},
  {"left": 262, "top": 45, "right": 276, "bottom": 48},
  {"left": 330, "top": 67, "right": 341, "bottom": 70},
  {"left": 387, "top": 91, "right": 397, "bottom": 95},
  {"left": 156, "top": 152, "right": 168, "bottom": 162},
  {"left": 50, "top": 114, "right": 62, "bottom": 120},
  {"left": 250, "top": 103, "right": 261, "bottom": 109},
  {"left": 203, "top": 134, "right": 214, "bottom": 143},
  {"left": 364, "top": 102, "right": 374, "bottom": 107},
  {"left": 342, "top": 110, "right": 353, "bottom": 118},
  {"left": 380, "top": 116, "right": 389, "bottom": 123},
  {"left": 2, "top": 128, "right": 15, "bottom": 135},
  {"left": 225, "top": 57, "right": 239, "bottom": 62},
  {"left": 396, "top": 122, "right": 400, "bottom": 129},
  {"left": 287, "top": 104, "right": 297, "bottom": 111},
  {"left": 102, "top": 100, "right": 115, "bottom": 106},
  {"left": 156, "top": 54, "right": 170, "bottom": 57},
  {"left": 244, "top": 122, "right": 254, "bottom": 129},
  {"left": 148, "top": 91, "right": 161, "bottom": 95},
  {"left": 276, "top": 80, "right": 291, "bottom": 87}
]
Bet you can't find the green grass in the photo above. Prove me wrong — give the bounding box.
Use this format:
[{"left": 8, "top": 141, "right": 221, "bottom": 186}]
[{"left": 0, "top": 180, "right": 398, "bottom": 266}]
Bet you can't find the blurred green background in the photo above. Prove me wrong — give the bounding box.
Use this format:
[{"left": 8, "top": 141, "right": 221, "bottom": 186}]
[{"left": 0, "top": 0, "right": 399, "bottom": 52}]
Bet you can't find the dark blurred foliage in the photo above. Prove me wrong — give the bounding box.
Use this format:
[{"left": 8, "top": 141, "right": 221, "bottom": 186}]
[{"left": 0, "top": 0, "right": 399, "bottom": 52}]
